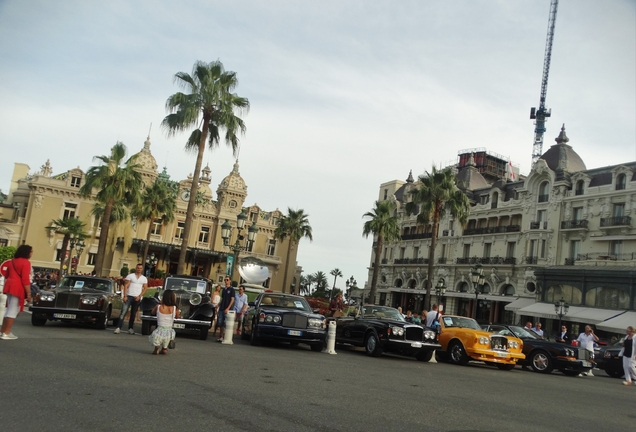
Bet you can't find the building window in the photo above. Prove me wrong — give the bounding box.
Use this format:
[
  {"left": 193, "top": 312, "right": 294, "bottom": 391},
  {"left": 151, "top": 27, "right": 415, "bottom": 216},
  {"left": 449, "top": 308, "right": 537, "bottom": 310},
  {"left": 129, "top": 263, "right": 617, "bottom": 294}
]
[
  {"left": 87, "top": 253, "right": 96, "bottom": 265},
  {"left": 506, "top": 242, "right": 516, "bottom": 258},
  {"left": 585, "top": 287, "right": 629, "bottom": 309},
  {"left": 174, "top": 221, "right": 185, "bottom": 240},
  {"left": 545, "top": 284, "right": 583, "bottom": 305},
  {"left": 413, "top": 246, "right": 419, "bottom": 259},
  {"left": 479, "top": 195, "right": 489, "bottom": 205},
  {"left": 63, "top": 202, "right": 77, "bottom": 219},
  {"left": 616, "top": 173, "right": 627, "bottom": 190},
  {"left": 483, "top": 243, "right": 491, "bottom": 258},
  {"left": 199, "top": 226, "right": 210, "bottom": 243},
  {"left": 250, "top": 212, "right": 258, "bottom": 223},
  {"left": 537, "top": 210, "right": 546, "bottom": 222},
  {"left": 383, "top": 189, "right": 388, "bottom": 200},
  {"left": 463, "top": 244, "right": 471, "bottom": 258},
  {"left": 570, "top": 240, "right": 580, "bottom": 260},
  {"left": 610, "top": 240, "right": 623, "bottom": 256},
  {"left": 399, "top": 247, "right": 405, "bottom": 259},
  {"left": 267, "top": 239, "right": 276, "bottom": 256},
  {"left": 613, "top": 203, "right": 625, "bottom": 217},
  {"left": 529, "top": 240, "right": 537, "bottom": 257},
  {"left": 55, "top": 248, "right": 64, "bottom": 262},
  {"left": 151, "top": 219, "right": 162, "bottom": 235},
  {"left": 575, "top": 180, "right": 584, "bottom": 195},
  {"left": 540, "top": 240, "right": 546, "bottom": 258},
  {"left": 573, "top": 207, "right": 583, "bottom": 221},
  {"left": 70, "top": 176, "right": 81, "bottom": 188},
  {"left": 491, "top": 192, "right": 498, "bottom": 209},
  {"left": 538, "top": 181, "right": 549, "bottom": 203},
  {"left": 0, "top": 239, "right": 7, "bottom": 247},
  {"left": 271, "top": 216, "right": 279, "bottom": 226}
]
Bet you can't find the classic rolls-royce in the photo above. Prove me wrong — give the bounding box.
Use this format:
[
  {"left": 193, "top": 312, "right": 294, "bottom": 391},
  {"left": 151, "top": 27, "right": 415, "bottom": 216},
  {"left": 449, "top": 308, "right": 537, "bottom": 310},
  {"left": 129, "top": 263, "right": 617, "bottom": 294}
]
[
  {"left": 330, "top": 305, "right": 441, "bottom": 361},
  {"left": 140, "top": 275, "right": 215, "bottom": 340},
  {"left": 436, "top": 315, "right": 525, "bottom": 369},
  {"left": 482, "top": 324, "right": 594, "bottom": 376},
  {"left": 241, "top": 293, "right": 327, "bottom": 352},
  {"left": 30, "top": 275, "right": 123, "bottom": 329}
]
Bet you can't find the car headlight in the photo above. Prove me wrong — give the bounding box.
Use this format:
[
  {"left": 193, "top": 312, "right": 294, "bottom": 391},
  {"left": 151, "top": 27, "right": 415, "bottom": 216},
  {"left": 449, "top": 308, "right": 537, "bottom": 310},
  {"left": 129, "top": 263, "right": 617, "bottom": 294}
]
[
  {"left": 308, "top": 318, "right": 324, "bottom": 328},
  {"left": 264, "top": 314, "right": 281, "bottom": 323},
  {"left": 189, "top": 293, "right": 202, "bottom": 306},
  {"left": 39, "top": 293, "right": 55, "bottom": 302},
  {"left": 479, "top": 336, "right": 490, "bottom": 345},
  {"left": 564, "top": 348, "right": 575, "bottom": 357},
  {"left": 508, "top": 341, "right": 519, "bottom": 349},
  {"left": 81, "top": 297, "right": 99, "bottom": 305},
  {"left": 272, "top": 315, "right": 281, "bottom": 323},
  {"left": 390, "top": 326, "right": 405, "bottom": 337},
  {"left": 424, "top": 330, "right": 436, "bottom": 340}
]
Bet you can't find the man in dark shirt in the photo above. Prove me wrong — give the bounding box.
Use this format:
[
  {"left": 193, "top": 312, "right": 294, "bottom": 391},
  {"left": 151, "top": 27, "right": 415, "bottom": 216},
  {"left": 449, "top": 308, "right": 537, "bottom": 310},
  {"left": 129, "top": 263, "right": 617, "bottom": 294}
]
[
  {"left": 217, "top": 277, "right": 235, "bottom": 342},
  {"left": 556, "top": 325, "right": 570, "bottom": 344}
]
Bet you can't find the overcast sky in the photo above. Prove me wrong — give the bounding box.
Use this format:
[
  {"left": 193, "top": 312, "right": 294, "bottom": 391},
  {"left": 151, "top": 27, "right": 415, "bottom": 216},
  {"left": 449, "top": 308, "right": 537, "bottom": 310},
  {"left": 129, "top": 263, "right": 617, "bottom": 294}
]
[{"left": 0, "top": 0, "right": 634, "bottom": 289}]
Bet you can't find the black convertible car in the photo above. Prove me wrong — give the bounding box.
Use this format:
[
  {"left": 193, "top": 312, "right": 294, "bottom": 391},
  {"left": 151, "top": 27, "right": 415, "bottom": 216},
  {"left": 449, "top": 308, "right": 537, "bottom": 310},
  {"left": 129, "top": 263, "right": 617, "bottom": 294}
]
[
  {"left": 597, "top": 339, "right": 625, "bottom": 378},
  {"left": 482, "top": 324, "right": 594, "bottom": 375},
  {"left": 330, "top": 305, "right": 441, "bottom": 361},
  {"left": 241, "top": 293, "right": 327, "bottom": 352}
]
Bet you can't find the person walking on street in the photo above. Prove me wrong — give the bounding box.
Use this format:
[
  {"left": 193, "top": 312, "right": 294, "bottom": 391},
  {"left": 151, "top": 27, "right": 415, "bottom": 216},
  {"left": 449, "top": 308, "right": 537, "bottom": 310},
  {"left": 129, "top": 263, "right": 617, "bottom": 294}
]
[
  {"left": 1, "top": 245, "right": 33, "bottom": 340},
  {"left": 621, "top": 326, "right": 636, "bottom": 386},
  {"left": 577, "top": 325, "right": 599, "bottom": 376},
  {"left": 234, "top": 285, "right": 248, "bottom": 335},
  {"left": 211, "top": 285, "right": 221, "bottom": 337},
  {"left": 114, "top": 264, "right": 148, "bottom": 335},
  {"left": 217, "top": 277, "right": 235, "bottom": 342}
]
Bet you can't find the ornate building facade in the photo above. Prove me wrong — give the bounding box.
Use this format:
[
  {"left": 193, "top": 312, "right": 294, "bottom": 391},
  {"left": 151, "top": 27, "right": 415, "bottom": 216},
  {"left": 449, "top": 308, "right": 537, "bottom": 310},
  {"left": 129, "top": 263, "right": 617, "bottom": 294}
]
[
  {"left": 0, "top": 137, "right": 300, "bottom": 291},
  {"left": 365, "top": 127, "right": 636, "bottom": 336}
]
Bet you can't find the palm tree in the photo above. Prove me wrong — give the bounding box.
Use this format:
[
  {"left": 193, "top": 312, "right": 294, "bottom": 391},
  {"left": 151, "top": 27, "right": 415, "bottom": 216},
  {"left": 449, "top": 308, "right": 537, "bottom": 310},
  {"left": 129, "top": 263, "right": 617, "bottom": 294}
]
[
  {"left": 329, "top": 268, "right": 343, "bottom": 300},
  {"left": 162, "top": 60, "right": 249, "bottom": 274},
  {"left": 274, "top": 208, "right": 313, "bottom": 293},
  {"left": 305, "top": 273, "right": 316, "bottom": 295},
  {"left": 313, "top": 271, "right": 329, "bottom": 294},
  {"left": 47, "top": 217, "right": 86, "bottom": 278},
  {"left": 133, "top": 177, "right": 178, "bottom": 265},
  {"left": 79, "top": 142, "right": 143, "bottom": 276},
  {"left": 299, "top": 275, "right": 310, "bottom": 295},
  {"left": 406, "top": 166, "right": 470, "bottom": 310},
  {"left": 363, "top": 200, "right": 401, "bottom": 304}
]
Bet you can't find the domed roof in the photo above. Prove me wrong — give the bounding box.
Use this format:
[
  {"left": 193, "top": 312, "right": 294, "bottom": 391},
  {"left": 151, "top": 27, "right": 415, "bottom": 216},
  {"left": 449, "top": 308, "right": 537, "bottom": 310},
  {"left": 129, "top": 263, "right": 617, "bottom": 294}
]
[
  {"left": 218, "top": 160, "right": 246, "bottom": 193},
  {"left": 456, "top": 153, "right": 489, "bottom": 191},
  {"left": 135, "top": 136, "right": 158, "bottom": 172},
  {"left": 539, "top": 125, "right": 586, "bottom": 173}
]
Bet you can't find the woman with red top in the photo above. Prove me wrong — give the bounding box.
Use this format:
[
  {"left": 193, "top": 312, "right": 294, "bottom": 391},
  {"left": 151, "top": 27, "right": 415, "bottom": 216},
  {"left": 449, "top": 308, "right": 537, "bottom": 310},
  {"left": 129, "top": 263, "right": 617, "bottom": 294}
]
[{"left": 1, "top": 244, "right": 33, "bottom": 340}]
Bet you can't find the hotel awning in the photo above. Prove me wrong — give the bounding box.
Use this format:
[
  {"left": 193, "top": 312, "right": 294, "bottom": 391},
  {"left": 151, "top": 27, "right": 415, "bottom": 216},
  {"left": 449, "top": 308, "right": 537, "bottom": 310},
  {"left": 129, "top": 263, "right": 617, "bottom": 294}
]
[
  {"left": 596, "top": 312, "right": 636, "bottom": 334},
  {"left": 517, "top": 302, "right": 623, "bottom": 324},
  {"left": 505, "top": 297, "right": 536, "bottom": 312}
]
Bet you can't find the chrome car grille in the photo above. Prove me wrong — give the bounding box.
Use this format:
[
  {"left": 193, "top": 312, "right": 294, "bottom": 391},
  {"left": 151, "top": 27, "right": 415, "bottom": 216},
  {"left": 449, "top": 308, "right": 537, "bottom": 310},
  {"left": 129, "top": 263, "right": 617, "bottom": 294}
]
[
  {"left": 491, "top": 335, "right": 508, "bottom": 351},
  {"left": 405, "top": 326, "right": 423, "bottom": 341},
  {"left": 56, "top": 293, "right": 80, "bottom": 309},
  {"left": 578, "top": 348, "right": 591, "bottom": 360},
  {"left": 282, "top": 314, "right": 308, "bottom": 329}
]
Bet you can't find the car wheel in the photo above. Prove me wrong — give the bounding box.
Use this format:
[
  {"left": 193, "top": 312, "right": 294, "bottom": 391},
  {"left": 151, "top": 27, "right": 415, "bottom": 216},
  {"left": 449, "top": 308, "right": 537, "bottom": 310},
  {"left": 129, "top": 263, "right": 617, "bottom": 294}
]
[
  {"left": 606, "top": 368, "right": 624, "bottom": 378},
  {"left": 530, "top": 350, "right": 553, "bottom": 373},
  {"left": 364, "top": 332, "right": 383, "bottom": 357},
  {"left": 561, "top": 370, "right": 581, "bottom": 377},
  {"left": 416, "top": 351, "right": 434, "bottom": 362},
  {"left": 496, "top": 364, "right": 515, "bottom": 371},
  {"left": 199, "top": 325, "right": 209, "bottom": 340},
  {"left": 250, "top": 323, "right": 260, "bottom": 346},
  {"left": 141, "top": 320, "right": 151, "bottom": 336},
  {"left": 310, "top": 343, "right": 323, "bottom": 352},
  {"left": 96, "top": 308, "right": 111, "bottom": 330},
  {"left": 31, "top": 314, "right": 47, "bottom": 327},
  {"left": 448, "top": 341, "right": 469, "bottom": 366}
]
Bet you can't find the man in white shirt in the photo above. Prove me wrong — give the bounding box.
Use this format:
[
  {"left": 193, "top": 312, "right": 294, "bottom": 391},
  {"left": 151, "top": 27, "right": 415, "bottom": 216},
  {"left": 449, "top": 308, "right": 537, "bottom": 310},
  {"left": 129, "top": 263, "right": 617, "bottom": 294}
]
[
  {"left": 114, "top": 264, "right": 148, "bottom": 335},
  {"left": 532, "top": 322, "right": 544, "bottom": 338},
  {"left": 577, "top": 325, "right": 599, "bottom": 376},
  {"left": 426, "top": 304, "right": 441, "bottom": 329},
  {"left": 234, "top": 285, "right": 249, "bottom": 335}
]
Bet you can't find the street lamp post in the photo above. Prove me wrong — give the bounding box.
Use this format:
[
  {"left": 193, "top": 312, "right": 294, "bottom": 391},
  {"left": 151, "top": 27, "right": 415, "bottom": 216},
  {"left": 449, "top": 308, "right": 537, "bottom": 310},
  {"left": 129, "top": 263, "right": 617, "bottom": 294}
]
[
  {"left": 74, "top": 239, "right": 85, "bottom": 275},
  {"left": 345, "top": 276, "right": 357, "bottom": 304},
  {"left": 554, "top": 297, "right": 569, "bottom": 335},
  {"left": 471, "top": 263, "right": 485, "bottom": 319},
  {"left": 435, "top": 277, "right": 447, "bottom": 312},
  {"left": 68, "top": 235, "right": 85, "bottom": 275},
  {"left": 221, "top": 209, "right": 258, "bottom": 282},
  {"left": 146, "top": 252, "right": 159, "bottom": 277}
]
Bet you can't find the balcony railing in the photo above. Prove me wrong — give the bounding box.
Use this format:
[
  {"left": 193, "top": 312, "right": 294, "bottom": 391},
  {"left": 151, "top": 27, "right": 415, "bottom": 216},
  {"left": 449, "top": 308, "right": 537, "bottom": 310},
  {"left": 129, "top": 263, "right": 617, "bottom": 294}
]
[
  {"left": 463, "top": 225, "right": 521, "bottom": 236},
  {"left": 438, "top": 257, "right": 447, "bottom": 264},
  {"left": 401, "top": 233, "right": 433, "bottom": 240},
  {"left": 393, "top": 258, "right": 429, "bottom": 265},
  {"left": 456, "top": 256, "right": 516, "bottom": 265},
  {"left": 561, "top": 220, "right": 588, "bottom": 230},
  {"left": 529, "top": 221, "right": 547, "bottom": 230},
  {"left": 381, "top": 258, "right": 388, "bottom": 264},
  {"left": 525, "top": 256, "right": 538, "bottom": 264},
  {"left": 565, "top": 258, "right": 575, "bottom": 265},
  {"left": 575, "top": 252, "right": 636, "bottom": 262},
  {"left": 600, "top": 216, "right": 631, "bottom": 228}
]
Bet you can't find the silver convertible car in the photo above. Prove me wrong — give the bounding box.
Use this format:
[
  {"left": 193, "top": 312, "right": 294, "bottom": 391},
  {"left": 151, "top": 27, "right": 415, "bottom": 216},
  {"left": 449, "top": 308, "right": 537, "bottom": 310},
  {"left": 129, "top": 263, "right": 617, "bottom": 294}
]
[{"left": 30, "top": 275, "right": 123, "bottom": 329}]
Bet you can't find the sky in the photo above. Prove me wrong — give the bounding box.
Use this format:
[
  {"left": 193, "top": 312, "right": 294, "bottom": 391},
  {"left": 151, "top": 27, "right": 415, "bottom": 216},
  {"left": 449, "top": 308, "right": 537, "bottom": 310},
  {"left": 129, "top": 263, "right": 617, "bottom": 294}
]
[{"left": 0, "top": 0, "right": 634, "bottom": 290}]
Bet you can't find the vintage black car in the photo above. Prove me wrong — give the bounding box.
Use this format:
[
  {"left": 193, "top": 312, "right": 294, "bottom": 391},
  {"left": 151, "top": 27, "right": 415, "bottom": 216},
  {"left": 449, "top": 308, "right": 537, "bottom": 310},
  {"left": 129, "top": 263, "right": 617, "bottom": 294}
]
[
  {"left": 140, "top": 275, "right": 215, "bottom": 340},
  {"left": 597, "top": 339, "right": 625, "bottom": 378},
  {"left": 330, "top": 305, "right": 441, "bottom": 361},
  {"left": 241, "top": 293, "right": 327, "bottom": 352},
  {"left": 482, "top": 324, "right": 594, "bottom": 375},
  {"left": 30, "top": 275, "right": 123, "bottom": 329}
]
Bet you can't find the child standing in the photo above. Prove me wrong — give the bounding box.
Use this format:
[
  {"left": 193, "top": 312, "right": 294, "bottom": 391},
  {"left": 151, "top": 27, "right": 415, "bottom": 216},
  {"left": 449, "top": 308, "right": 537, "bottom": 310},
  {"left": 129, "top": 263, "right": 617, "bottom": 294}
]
[{"left": 149, "top": 289, "right": 180, "bottom": 355}]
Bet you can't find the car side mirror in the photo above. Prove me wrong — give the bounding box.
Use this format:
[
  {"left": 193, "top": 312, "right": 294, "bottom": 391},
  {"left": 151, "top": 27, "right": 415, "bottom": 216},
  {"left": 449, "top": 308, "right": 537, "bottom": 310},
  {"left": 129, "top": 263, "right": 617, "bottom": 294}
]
[{"left": 248, "top": 301, "right": 255, "bottom": 307}]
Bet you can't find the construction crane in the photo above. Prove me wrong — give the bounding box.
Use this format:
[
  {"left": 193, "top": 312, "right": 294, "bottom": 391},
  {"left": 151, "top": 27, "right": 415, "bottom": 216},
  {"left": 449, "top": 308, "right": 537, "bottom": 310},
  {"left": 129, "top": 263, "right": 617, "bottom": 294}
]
[{"left": 530, "top": 0, "right": 559, "bottom": 165}]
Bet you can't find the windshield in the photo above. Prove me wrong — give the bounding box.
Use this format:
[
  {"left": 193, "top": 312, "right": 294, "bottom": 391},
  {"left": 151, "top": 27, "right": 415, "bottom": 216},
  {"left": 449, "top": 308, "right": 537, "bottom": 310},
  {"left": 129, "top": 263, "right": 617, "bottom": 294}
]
[
  {"left": 259, "top": 294, "right": 311, "bottom": 312},
  {"left": 509, "top": 326, "right": 540, "bottom": 339},
  {"left": 59, "top": 277, "right": 111, "bottom": 292},
  {"left": 164, "top": 278, "right": 207, "bottom": 294},
  {"left": 361, "top": 306, "right": 405, "bottom": 321},
  {"left": 441, "top": 316, "right": 481, "bottom": 330}
]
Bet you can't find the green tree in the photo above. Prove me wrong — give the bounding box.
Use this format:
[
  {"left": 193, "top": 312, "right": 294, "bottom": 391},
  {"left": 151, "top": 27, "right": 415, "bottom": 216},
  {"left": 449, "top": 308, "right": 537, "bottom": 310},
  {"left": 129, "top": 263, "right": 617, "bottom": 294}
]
[
  {"left": 363, "top": 200, "right": 401, "bottom": 304},
  {"left": 0, "top": 246, "right": 17, "bottom": 263},
  {"left": 405, "top": 166, "right": 470, "bottom": 310},
  {"left": 162, "top": 60, "right": 249, "bottom": 274},
  {"left": 274, "top": 208, "right": 313, "bottom": 293},
  {"left": 79, "top": 142, "right": 143, "bottom": 276},
  {"left": 313, "top": 271, "right": 328, "bottom": 292},
  {"left": 133, "top": 177, "right": 178, "bottom": 265},
  {"left": 329, "top": 268, "right": 343, "bottom": 301},
  {"left": 46, "top": 217, "right": 87, "bottom": 278}
]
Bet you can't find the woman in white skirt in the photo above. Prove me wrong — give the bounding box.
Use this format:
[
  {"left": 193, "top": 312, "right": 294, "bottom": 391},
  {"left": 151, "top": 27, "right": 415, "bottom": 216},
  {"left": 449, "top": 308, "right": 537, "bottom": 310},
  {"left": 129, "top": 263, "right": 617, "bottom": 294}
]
[
  {"left": 621, "top": 326, "right": 636, "bottom": 385},
  {"left": 149, "top": 289, "right": 180, "bottom": 355}
]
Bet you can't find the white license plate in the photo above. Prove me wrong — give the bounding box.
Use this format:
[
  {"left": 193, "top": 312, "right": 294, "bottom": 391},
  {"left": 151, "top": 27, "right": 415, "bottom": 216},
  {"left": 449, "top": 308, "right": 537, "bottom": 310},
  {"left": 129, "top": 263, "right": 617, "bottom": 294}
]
[
  {"left": 288, "top": 330, "right": 302, "bottom": 336},
  {"left": 53, "top": 313, "right": 76, "bottom": 319},
  {"left": 173, "top": 323, "right": 185, "bottom": 329},
  {"left": 495, "top": 351, "right": 509, "bottom": 358},
  {"left": 581, "top": 361, "right": 591, "bottom": 367},
  {"left": 411, "top": 342, "right": 422, "bottom": 348}
]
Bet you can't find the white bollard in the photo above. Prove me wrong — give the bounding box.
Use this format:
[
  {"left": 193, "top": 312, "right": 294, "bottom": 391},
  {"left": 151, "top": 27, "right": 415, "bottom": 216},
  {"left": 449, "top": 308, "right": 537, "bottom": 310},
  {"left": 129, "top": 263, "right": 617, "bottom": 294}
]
[
  {"left": 323, "top": 320, "right": 337, "bottom": 355},
  {"left": 0, "top": 293, "right": 6, "bottom": 324},
  {"left": 222, "top": 311, "right": 235, "bottom": 345},
  {"left": 429, "top": 350, "right": 437, "bottom": 363}
]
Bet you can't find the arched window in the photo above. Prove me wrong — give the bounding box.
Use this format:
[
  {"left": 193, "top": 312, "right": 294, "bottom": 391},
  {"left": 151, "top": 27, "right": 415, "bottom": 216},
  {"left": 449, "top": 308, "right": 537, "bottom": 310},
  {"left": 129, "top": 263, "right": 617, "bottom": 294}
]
[
  {"left": 538, "top": 181, "right": 550, "bottom": 203},
  {"left": 458, "top": 282, "right": 469, "bottom": 292},
  {"left": 545, "top": 285, "right": 582, "bottom": 305},
  {"left": 408, "top": 279, "right": 417, "bottom": 289},
  {"left": 585, "top": 287, "right": 629, "bottom": 309},
  {"left": 616, "top": 173, "right": 627, "bottom": 190},
  {"left": 395, "top": 278, "right": 403, "bottom": 288},
  {"left": 481, "top": 283, "right": 491, "bottom": 294},
  {"left": 502, "top": 285, "right": 515, "bottom": 296},
  {"left": 491, "top": 192, "right": 498, "bottom": 209},
  {"left": 575, "top": 180, "right": 584, "bottom": 196}
]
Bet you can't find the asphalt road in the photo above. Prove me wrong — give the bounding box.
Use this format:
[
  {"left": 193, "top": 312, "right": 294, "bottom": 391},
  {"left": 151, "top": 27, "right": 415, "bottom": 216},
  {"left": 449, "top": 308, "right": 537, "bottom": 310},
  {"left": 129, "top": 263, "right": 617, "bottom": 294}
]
[{"left": 0, "top": 313, "right": 633, "bottom": 432}]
